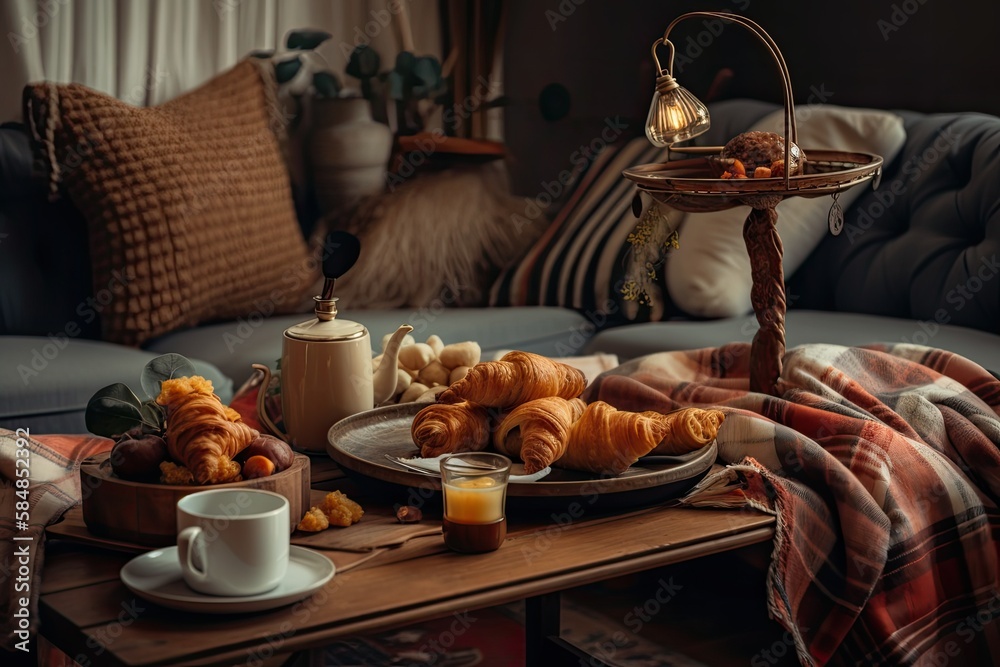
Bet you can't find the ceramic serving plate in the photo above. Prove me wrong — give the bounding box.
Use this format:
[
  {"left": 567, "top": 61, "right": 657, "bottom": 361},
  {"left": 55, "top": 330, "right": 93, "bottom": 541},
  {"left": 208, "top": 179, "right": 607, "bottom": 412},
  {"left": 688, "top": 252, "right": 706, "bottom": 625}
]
[{"left": 326, "top": 403, "right": 717, "bottom": 510}]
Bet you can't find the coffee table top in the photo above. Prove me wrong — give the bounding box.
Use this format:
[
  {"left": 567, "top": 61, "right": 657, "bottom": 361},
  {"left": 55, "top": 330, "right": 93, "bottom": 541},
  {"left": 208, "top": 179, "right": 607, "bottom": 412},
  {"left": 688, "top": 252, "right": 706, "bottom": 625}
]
[{"left": 40, "top": 468, "right": 774, "bottom": 667}]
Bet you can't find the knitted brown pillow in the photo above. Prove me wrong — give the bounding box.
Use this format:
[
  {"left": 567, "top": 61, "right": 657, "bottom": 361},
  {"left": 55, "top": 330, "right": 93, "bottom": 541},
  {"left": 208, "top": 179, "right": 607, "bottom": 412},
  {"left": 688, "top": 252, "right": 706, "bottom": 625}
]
[{"left": 23, "top": 59, "right": 314, "bottom": 347}]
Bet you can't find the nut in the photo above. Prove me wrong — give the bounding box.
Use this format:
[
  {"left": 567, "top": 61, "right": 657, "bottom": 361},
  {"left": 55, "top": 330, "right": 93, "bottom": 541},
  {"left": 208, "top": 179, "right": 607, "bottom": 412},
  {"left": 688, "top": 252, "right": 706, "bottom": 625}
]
[{"left": 396, "top": 506, "right": 423, "bottom": 523}]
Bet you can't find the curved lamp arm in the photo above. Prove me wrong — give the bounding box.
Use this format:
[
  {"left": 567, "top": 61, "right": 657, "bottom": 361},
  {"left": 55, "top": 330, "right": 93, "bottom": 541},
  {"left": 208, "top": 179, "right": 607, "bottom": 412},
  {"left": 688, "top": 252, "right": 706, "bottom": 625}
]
[{"left": 653, "top": 12, "right": 798, "bottom": 189}]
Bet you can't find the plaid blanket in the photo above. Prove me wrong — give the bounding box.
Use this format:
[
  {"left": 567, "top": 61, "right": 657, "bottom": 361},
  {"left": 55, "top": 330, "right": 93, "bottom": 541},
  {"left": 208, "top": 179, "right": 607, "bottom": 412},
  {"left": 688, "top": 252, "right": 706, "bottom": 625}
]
[
  {"left": 584, "top": 342, "right": 1000, "bottom": 666},
  {"left": 0, "top": 430, "right": 113, "bottom": 653}
]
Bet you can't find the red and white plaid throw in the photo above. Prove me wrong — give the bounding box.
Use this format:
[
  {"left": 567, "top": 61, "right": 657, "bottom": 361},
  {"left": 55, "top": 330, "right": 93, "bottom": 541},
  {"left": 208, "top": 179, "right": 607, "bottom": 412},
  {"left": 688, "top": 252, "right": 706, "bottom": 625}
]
[
  {"left": 1, "top": 430, "right": 113, "bottom": 654},
  {"left": 584, "top": 342, "right": 1000, "bottom": 666}
]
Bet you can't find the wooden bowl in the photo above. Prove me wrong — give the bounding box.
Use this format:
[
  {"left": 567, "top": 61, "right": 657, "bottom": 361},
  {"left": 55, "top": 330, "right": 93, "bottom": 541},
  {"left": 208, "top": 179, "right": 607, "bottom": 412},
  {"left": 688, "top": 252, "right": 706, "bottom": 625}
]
[{"left": 80, "top": 453, "right": 311, "bottom": 548}]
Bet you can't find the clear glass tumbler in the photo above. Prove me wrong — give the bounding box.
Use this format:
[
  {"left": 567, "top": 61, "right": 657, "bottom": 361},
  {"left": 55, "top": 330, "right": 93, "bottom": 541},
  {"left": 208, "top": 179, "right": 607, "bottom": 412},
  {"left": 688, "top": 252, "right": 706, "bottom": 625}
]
[{"left": 440, "top": 452, "right": 511, "bottom": 554}]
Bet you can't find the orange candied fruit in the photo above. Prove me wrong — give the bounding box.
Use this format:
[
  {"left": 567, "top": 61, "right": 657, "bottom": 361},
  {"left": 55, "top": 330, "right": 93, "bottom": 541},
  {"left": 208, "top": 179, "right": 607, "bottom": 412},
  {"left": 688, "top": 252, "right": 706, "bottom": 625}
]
[{"left": 297, "top": 507, "right": 330, "bottom": 532}]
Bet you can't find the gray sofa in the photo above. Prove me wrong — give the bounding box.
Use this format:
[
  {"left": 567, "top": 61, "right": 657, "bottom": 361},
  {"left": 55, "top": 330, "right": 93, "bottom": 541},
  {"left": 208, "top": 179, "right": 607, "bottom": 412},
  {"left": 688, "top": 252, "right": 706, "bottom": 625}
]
[
  {"left": 587, "top": 99, "right": 1000, "bottom": 372},
  {"left": 2, "top": 99, "right": 998, "bottom": 433}
]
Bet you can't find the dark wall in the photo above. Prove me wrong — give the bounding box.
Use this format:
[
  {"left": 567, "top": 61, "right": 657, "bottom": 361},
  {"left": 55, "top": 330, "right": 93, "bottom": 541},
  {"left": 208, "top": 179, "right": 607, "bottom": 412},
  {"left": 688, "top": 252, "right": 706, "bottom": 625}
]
[{"left": 503, "top": 0, "right": 999, "bottom": 196}]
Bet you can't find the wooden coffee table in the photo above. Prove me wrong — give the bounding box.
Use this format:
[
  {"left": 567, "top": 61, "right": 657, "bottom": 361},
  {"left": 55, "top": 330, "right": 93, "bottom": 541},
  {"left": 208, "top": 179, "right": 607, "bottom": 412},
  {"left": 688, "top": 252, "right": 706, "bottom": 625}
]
[{"left": 38, "top": 462, "right": 774, "bottom": 666}]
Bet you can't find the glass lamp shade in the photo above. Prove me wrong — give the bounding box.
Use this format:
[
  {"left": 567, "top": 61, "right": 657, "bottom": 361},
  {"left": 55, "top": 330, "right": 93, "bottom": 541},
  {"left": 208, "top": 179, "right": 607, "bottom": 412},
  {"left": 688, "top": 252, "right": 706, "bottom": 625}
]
[{"left": 644, "top": 81, "right": 711, "bottom": 147}]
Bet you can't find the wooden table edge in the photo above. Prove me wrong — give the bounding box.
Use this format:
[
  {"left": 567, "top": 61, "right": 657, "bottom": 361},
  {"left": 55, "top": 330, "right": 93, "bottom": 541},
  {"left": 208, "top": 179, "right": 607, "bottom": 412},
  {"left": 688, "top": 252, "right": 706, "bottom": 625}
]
[{"left": 43, "top": 523, "right": 774, "bottom": 667}]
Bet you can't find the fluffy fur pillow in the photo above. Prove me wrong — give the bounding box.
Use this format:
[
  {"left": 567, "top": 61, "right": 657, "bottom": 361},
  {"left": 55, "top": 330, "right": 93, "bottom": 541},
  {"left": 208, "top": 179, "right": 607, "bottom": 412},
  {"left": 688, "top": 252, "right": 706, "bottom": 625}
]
[{"left": 320, "top": 161, "right": 541, "bottom": 310}]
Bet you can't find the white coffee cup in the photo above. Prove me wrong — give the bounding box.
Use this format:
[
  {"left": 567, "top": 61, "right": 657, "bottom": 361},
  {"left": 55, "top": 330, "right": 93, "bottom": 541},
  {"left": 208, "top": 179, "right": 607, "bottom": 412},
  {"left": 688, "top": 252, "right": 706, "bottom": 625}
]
[{"left": 176, "top": 488, "right": 290, "bottom": 596}]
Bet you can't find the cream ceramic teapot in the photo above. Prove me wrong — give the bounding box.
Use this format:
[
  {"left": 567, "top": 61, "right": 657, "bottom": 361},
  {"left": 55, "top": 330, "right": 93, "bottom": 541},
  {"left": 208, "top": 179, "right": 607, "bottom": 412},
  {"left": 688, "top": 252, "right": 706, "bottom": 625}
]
[{"left": 252, "top": 232, "right": 411, "bottom": 453}]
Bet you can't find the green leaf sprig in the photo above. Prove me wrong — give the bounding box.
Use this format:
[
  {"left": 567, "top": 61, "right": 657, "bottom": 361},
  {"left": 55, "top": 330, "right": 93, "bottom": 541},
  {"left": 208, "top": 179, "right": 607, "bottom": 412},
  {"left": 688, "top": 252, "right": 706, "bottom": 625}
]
[{"left": 85, "top": 353, "right": 197, "bottom": 439}]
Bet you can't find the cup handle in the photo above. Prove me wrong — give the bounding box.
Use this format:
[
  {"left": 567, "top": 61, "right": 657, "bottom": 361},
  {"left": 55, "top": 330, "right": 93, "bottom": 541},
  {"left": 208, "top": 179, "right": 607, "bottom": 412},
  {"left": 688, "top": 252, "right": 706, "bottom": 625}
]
[{"left": 177, "top": 526, "right": 208, "bottom": 584}]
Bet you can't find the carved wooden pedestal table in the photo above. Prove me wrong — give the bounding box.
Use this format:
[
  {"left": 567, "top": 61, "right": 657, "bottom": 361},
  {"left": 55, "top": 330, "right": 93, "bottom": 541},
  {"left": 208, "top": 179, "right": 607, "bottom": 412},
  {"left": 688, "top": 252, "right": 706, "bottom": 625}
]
[
  {"left": 624, "top": 150, "right": 883, "bottom": 394},
  {"left": 629, "top": 11, "right": 884, "bottom": 395}
]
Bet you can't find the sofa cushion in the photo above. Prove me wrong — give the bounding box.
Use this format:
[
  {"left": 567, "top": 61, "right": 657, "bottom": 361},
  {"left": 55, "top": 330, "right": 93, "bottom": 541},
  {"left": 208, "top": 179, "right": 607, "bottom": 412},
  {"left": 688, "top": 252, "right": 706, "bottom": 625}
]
[
  {"left": 665, "top": 102, "right": 907, "bottom": 318},
  {"left": 22, "top": 59, "right": 314, "bottom": 347},
  {"left": 789, "top": 110, "right": 1000, "bottom": 335},
  {"left": 0, "top": 124, "right": 97, "bottom": 338},
  {"left": 489, "top": 137, "right": 674, "bottom": 322},
  {"left": 0, "top": 337, "right": 232, "bottom": 434},
  {"left": 146, "top": 307, "right": 595, "bottom": 387},
  {"left": 585, "top": 310, "right": 1000, "bottom": 374}
]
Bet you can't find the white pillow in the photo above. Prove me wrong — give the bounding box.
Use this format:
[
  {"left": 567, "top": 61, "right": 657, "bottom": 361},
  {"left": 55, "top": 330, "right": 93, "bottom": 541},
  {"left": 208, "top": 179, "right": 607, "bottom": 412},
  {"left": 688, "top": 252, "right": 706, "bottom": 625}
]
[{"left": 665, "top": 105, "right": 906, "bottom": 318}]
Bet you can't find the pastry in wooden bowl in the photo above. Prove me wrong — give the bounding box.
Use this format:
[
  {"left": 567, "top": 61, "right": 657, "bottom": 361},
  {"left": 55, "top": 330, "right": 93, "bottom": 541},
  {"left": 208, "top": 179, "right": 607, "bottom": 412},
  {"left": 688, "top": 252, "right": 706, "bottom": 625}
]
[
  {"left": 80, "top": 451, "right": 311, "bottom": 547},
  {"left": 156, "top": 376, "right": 258, "bottom": 485}
]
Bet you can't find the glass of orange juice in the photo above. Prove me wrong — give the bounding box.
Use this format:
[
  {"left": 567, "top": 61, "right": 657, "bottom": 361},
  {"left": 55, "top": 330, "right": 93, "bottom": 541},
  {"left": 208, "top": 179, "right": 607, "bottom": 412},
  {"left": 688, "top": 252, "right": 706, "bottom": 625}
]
[{"left": 440, "top": 452, "right": 511, "bottom": 553}]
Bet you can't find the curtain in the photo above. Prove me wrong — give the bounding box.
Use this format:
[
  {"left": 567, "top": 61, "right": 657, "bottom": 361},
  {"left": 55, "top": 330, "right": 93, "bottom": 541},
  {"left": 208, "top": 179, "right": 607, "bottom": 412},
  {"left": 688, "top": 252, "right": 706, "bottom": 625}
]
[
  {"left": 441, "top": 0, "right": 504, "bottom": 140},
  {"left": 0, "top": 0, "right": 443, "bottom": 123}
]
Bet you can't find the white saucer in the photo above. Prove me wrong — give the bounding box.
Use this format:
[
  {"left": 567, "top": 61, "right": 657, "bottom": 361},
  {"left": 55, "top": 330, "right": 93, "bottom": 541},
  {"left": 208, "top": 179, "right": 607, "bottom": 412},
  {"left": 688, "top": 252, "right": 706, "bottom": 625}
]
[{"left": 120, "top": 545, "right": 335, "bottom": 614}]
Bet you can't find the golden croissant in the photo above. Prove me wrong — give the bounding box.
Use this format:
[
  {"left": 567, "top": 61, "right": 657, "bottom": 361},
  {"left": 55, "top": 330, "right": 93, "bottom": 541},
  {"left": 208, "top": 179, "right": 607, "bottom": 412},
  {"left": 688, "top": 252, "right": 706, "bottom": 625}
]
[
  {"left": 157, "top": 376, "right": 258, "bottom": 484},
  {"left": 411, "top": 400, "right": 493, "bottom": 458},
  {"left": 448, "top": 351, "right": 587, "bottom": 409},
  {"left": 553, "top": 401, "right": 669, "bottom": 476},
  {"left": 649, "top": 407, "right": 725, "bottom": 455},
  {"left": 495, "top": 397, "right": 586, "bottom": 474}
]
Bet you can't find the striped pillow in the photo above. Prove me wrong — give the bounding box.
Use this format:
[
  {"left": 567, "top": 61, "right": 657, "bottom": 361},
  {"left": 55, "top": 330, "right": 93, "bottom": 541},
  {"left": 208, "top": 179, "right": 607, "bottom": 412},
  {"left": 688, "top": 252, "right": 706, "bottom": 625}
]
[{"left": 490, "top": 138, "right": 678, "bottom": 322}]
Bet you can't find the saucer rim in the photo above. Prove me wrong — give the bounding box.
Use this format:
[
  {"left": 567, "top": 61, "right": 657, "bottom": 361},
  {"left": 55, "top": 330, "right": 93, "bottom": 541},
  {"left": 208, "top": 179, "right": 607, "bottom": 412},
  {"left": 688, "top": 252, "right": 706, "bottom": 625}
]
[{"left": 120, "top": 545, "right": 335, "bottom": 614}]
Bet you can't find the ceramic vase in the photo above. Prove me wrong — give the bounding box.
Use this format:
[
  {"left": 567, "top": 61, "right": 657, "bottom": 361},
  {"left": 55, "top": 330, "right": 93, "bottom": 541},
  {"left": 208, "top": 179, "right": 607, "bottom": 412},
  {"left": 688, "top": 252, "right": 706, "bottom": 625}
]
[{"left": 307, "top": 97, "right": 393, "bottom": 214}]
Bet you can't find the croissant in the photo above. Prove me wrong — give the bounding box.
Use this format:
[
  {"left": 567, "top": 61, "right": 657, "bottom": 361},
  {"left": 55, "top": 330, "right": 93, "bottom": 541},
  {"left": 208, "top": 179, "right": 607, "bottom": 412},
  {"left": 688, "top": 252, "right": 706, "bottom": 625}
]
[
  {"left": 555, "top": 401, "right": 674, "bottom": 476},
  {"left": 411, "top": 400, "right": 492, "bottom": 458},
  {"left": 448, "top": 351, "right": 587, "bottom": 409},
  {"left": 649, "top": 408, "right": 725, "bottom": 455},
  {"left": 495, "top": 397, "right": 586, "bottom": 473},
  {"left": 157, "top": 376, "right": 258, "bottom": 484}
]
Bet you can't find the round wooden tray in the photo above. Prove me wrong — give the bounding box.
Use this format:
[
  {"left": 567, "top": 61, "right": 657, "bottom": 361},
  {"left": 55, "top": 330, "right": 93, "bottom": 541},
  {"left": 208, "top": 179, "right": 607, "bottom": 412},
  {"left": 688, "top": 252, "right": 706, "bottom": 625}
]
[
  {"left": 622, "top": 149, "right": 883, "bottom": 212},
  {"left": 80, "top": 453, "right": 311, "bottom": 547},
  {"left": 326, "top": 403, "right": 717, "bottom": 510}
]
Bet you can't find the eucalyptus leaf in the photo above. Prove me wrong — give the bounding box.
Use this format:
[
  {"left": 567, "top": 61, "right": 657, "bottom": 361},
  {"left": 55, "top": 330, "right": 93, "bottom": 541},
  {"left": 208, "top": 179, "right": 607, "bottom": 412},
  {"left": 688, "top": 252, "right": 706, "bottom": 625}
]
[
  {"left": 313, "top": 71, "right": 341, "bottom": 98},
  {"left": 387, "top": 70, "right": 404, "bottom": 101},
  {"left": 347, "top": 45, "right": 381, "bottom": 80},
  {"left": 140, "top": 400, "right": 165, "bottom": 431},
  {"left": 413, "top": 57, "right": 442, "bottom": 85},
  {"left": 394, "top": 51, "right": 416, "bottom": 78},
  {"left": 141, "top": 353, "right": 197, "bottom": 399},
  {"left": 275, "top": 57, "right": 303, "bottom": 84},
  {"left": 286, "top": 29, "right": 332, "bottom": 50},
  {"left": 85, "top": 383, "right": 153, "bottom": 438}
]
